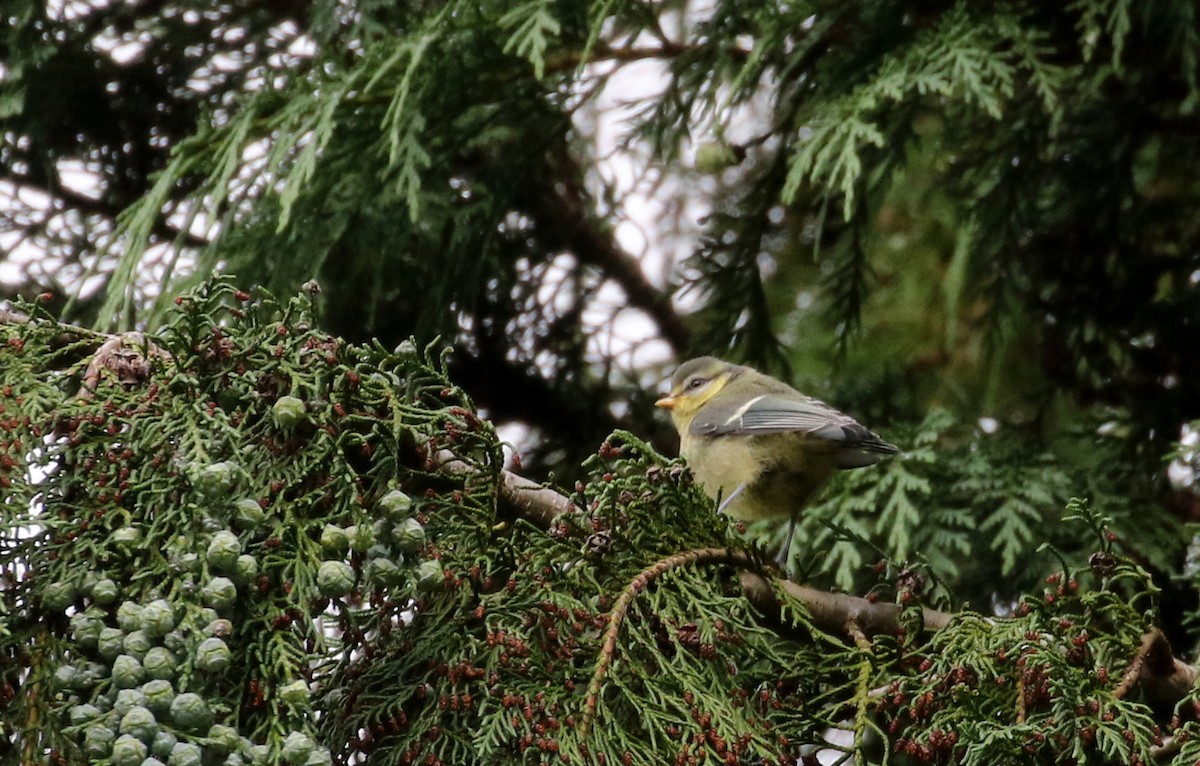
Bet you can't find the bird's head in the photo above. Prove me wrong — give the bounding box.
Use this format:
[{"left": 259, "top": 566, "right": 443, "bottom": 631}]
[{"left": 655, "top": 356, "right": 740, "bottom": 425}]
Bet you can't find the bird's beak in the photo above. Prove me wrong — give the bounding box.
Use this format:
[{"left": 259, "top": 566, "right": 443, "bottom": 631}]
[{"left": 654, "top": 395, "right": 677, "bottom": 410}]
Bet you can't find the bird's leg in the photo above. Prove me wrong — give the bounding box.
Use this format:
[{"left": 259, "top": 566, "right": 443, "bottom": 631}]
[
  {"left": 775, "top": 512, "right": 798, "bottom": 571},
  {"left": 717, "top": 483, "right": 746, "bottom": 514}
]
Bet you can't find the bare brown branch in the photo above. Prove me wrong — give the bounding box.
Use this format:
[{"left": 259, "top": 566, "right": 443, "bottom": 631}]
[
  {"left": 537, "top": 146, "right": 690, "bottom": 354},
  {"left": 497, "top": 470, "right": 580, "bottom": 527},
  {"left": 79, "top": 332, "right": 172, "bottom": 398},
  {"left": 739, "top": 571, "right": 953, "bottom": 637},
  {"left": 1115, "top": 628, "right": 1199, "bottom": 702}
]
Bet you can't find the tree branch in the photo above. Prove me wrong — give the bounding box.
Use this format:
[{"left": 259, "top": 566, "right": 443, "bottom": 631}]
[
  {"left": 497, "top": 469, "right": 579, "bottom": 527},
  {"left": 543, "top": 42, "right": 749, "bottom": 75},
  {"left": 1115, "top": 628, "right": 1199, "bottom": 702},
  {"left": 535, "top": 146, "right": 691, "bottom": 354},
  {"left": 490, "top": 460, "right": 954, "bottom": 638},
  {"left": 15, "top": 306, "right": 1196, "bottom": 707},
  {"left": 0, "top": 301, "right": 106, "bottom": 352},
  {"left": 737, "top": 571, "right": 953, "bottom": 636},
  {"left": 580, "top": 547, "right": 759, "bottom": 739},
  {"left": 491, "top": 462, "right": 1200, "bottom": 703},
  {"left": 446, "top": 351, "right": 633, "bottom": 459}
]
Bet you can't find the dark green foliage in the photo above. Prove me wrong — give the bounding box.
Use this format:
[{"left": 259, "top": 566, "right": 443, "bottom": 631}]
[
  {"left": 0, "top": 284, "right": 1195, "bottom": 765},
  {"left": 883, "top": 544, "right": 1163, "bottom": 765},
  {"left": 6, "top": 0, "right": 1200, "bottom": 760},
  {"left": 765, "top": 411, "right": 1181, "bottom": 612},
  {"left": 318, "top": 432, "right": 863, "bottom": 765},
  {"left": 0, "top": 0, "right": 310, "bottom": 311}
]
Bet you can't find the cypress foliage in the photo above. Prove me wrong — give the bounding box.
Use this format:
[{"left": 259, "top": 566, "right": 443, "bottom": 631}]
[
  {"left": 1, "top": 283, "right": 1197, "bottom": 765},
  {"left": 4, "top": 1, "right": 1200, "bottom": 761}
]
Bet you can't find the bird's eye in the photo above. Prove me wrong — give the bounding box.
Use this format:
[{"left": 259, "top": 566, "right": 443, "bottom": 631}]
[{"left": 686, "top": 377, "right": 706, "bottom": 390}]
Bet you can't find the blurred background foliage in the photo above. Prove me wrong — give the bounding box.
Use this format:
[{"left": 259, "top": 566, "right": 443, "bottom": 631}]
[{"left": 4, "top": 0, "right": 1200, "bottom": 646}]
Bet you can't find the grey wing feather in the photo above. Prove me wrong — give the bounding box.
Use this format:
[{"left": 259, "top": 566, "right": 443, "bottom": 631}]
[{"left": 692, "top": 394, "right": 899, "bottom": 454}]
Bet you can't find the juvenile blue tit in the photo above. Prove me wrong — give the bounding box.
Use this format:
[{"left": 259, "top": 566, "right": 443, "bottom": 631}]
[{"left": 655, "top": 356, "right": 898, "bottom": 565}]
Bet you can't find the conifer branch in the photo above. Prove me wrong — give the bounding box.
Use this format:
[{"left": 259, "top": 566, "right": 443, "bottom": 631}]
[
  {"left": 494, "top": 470, "right": 1200, "bottom": 705},
  {"left": 543, "top": 42, "right": 701, "bottom": 73},
  {"left": 8, "top": 174, "right": 211, "bottom": 250},
  {"left": 435, "top": 448, "right": 580, "bottom": 526},
  {"left": 1115, "top": 630, "right": 1162, "bottom": 700},
  {"left": 0, "top": 302, "right": 108, "bottom": 349},
  {"left": 1016, "top": 666, "right": 1027, "bottom": 724},
  {"left": 1114, "top": 628, "right": 1197, "bottom": 702},
  {"left": 497, "top": 470, "right": 581, "bottom": 527},
  {"left": 1151, "top": 733, "right": 1183, "bottom": 761},
  {"left": 845, "top": 619, "right": 875, "bottom": 756},
  {"left": 11, "top": 303, "right": 1200, "bottom": 741},
  {"left": 579, "top": 547, "right": 760, "bottom": 739},
  {"left": 79, "top": 332, "right": 172, "bottom": 397},
  {"left": 844, "top": 619, "right": 871, "bottom": 649},
  {"left": 737, "top": 572, "right": 953, "bottom": 637},
  {"left": 0, "top": 306, "right": 30, "bottom": 325}
]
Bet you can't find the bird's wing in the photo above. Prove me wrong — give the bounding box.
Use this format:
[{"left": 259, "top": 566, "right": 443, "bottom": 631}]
[{"left": 690, "top": 394, "right": 899, "bottom": 454}]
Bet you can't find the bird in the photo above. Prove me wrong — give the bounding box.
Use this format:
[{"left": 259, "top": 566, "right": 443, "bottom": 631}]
[{"left": 655, "top": 356, "right": 899, "bottom": 567}]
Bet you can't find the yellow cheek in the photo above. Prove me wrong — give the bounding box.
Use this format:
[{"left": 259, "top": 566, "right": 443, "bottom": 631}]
[{"left": 670, "top": 377, "right": 729, "bottom": 426}]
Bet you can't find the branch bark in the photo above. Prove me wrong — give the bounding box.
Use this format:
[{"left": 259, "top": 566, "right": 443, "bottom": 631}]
[
  {"left": 497, "top": 469, "right": 579, "bottom": 527},
  {"left": 1115, "top": 628, "right": 1199, "bottom": 702},
  {"left": 535, "top": 146, "right": 691, "bottom": 354},
  {"left": 737, "top": 571, "right": 953, "bottom": 636}
]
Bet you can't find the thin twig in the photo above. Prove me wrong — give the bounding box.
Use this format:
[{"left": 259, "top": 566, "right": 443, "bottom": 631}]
[
  {"left": 1016, "top": 667, "right": 1027, "bottom": 724},
  {"left": 578, "top": 547, "right": 759, "bottom": 739},
  {"left": 1114, "top": 628, "right": 1198, "bottom": 702},
  {"left": 845, "top": 619, "right": 875, "bottom": 758},
  {"left": 845, "top": 619, "right": 872, "bottom": 650}
]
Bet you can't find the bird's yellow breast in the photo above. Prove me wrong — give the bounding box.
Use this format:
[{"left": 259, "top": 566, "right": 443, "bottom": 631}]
[
  {"left": 681, "top": 431, "right": 841, "bottom": 521},
  {"left": 679, "top": 431, "right": 767, "bottom": 518}
]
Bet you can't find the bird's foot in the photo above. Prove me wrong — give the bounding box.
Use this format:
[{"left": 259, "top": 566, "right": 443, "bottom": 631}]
[
  {"left": 775, "top": 513, "right": 798, "bottom": 578},
  {"left": 716, "top": 483, "right": 747, "bottom": 515},
  {"left": 773, "top": 546, "right": 793, "bottom": 577}
]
